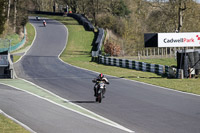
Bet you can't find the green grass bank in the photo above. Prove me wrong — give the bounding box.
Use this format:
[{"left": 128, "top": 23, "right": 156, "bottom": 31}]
[
  {"left": 0, "top": 114, "right": 30, "bottom": 133},
  {"left": 12, "top": 23, "right": 35, "bottom": 62}
]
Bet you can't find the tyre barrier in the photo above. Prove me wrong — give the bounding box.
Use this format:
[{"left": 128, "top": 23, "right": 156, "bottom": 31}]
[{"left": 98, "top": 55, "right": 173, "bottom": 77}]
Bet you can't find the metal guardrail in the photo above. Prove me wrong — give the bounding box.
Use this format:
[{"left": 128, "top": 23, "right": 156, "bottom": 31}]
[
  {"left": 68, "top": 13, "right": 94, "bottom": 31},
  {"left": 97, "top": 28, "right": 104, "bottom": 52},
  {"left": 92, "top": 28, "right": 104, "bottom": 57},
  {"left": 98, "top": 55, "right": 172, "bottom": 76}
]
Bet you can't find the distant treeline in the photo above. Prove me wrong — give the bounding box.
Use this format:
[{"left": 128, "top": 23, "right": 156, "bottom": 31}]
[{"left": 1, "top": 0, "right": 200, "bottom": 56}]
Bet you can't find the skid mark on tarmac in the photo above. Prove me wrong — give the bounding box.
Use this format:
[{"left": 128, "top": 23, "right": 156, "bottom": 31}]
[{"left": 0, "top": 79, "right": 134, "bottom": 133}]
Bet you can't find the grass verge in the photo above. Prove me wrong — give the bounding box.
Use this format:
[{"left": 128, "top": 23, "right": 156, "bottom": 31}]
[
  {"left": 135, "top": 58, "right": 177, "bottom": 66},
  {"left": 0, "top": 114, "right": 30, "bottom": 133},
  {"left": 12, "top": 23, "right": 35, "bottom": 62},
  {"left": 23, "top": 23, "right": 35, "bottom": 47},
  {"left": 0, "top": 33, "right": 20, "bottom": 49},
  {"left": 115, "top": 56, "right": 177, "bottom": 67}
]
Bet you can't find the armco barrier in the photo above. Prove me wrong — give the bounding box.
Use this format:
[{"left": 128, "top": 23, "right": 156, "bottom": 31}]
[
  {"left": 33, "top": 11, "right": 64, "bottom": 16},
  {"left": 99, "top": 55, "right": 171, "bottom": 76},
  {"left": 92, "top": 28, "right": 104, "bottom": 57},
  {"left": 96, "top": 28, "right": 104, "bottom": 52},
  {"left": 67, "top": 13, "right": 103, "bottom": 58},
  {"left": 68, "top": 13, "right": 94, "bottom": 31}
]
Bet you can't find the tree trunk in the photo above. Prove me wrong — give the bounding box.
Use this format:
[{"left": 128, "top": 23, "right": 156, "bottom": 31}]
[
  {"left": 53, "top": 0, "right": 56, "bottom": 12},
  {"left": 7, "top": 0, "right": 11, "bottom": 23},
  {"left": 177, "top": 2, "right": 186, "bottom": 32},
  {"left": 82, "top": 0, "right": 85, "bottom": 14},
  {"left": 97, "top": 0, "right": 99, "bottom": 14},
  {"left": 91, "top": 0, "right": 96, "bottom": 26},
  {"left": 14, "top": 0, "right": 17, "bottom": 33}
]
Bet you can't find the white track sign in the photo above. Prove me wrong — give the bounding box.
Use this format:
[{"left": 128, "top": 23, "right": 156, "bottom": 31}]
[{"left": 158, "top": 32, "right": 200, "bottom": 47}]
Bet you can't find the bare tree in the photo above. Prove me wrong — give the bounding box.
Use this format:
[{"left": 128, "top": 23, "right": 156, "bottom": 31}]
[
  {"left": 13, "top": 0, "right": 17, "bottom": 33},
  {"left": 7, "top": 0, "right": 11, "bottom": 24},
  {"left": 0, "top": 0, "right": 6, "bottom": 35}
]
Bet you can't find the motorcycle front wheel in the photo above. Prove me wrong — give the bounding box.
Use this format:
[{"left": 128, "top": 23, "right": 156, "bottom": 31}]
[{"left": 96, "top": 93, "right": 102, "bottom": 103}]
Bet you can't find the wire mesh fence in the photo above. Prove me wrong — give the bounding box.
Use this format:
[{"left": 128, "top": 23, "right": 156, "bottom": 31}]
[{"left": 0, "top": 39, "right": 10, "bottom": 52}]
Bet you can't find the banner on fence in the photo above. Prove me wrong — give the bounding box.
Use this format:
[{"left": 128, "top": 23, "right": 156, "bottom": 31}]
[
  {"left": 158, "top": 32, "right": 200, "bottom": 47},
  {"left": 145, "top": 32, "right": 200, "bottom": 48}
]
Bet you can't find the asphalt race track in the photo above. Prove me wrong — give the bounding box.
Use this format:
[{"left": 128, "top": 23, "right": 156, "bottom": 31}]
[
  {"left": 9, "top": 16, "right": 200, "bottom": 133},
  {"left": 0, "top": 84, "right": 128, "bottom": 133}
]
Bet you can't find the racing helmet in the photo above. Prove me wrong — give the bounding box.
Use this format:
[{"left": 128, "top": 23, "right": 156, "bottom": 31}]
[{"left": 99, "top": 73, "right": 104, "bottom": 79}]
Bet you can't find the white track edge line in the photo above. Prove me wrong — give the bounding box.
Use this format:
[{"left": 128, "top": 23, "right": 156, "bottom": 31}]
[
  {"left": 20, "top": 78, "right": 134, "bottom": 132},
  {"left": 0, "top": 81, "right": 134, "bottom": 133},
  {"left": 11, "top": 18, "right": 133, "bottom": 132},
  {"left": 0, "top": 109, "right": 36, "bottom": 133}
]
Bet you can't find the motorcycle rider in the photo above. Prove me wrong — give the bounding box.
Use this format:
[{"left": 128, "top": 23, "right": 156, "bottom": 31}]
[
  {"left": 92, "top": 73, "right": 109, "bottom": 97},
  {"left": 36, "top": 16, "right": 40, "bottom": 21},
  {"left": 43, "top": 20, "right": 46, "bottom": 26}
]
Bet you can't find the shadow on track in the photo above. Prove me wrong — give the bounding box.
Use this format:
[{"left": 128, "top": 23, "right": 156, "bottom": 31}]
[
  {"left": 69, "top": 101, "right": 96, "bottom": 103},
  {"left": 107, "top": 76, "right": 163, "bottom": 80},
  {"left": 119, "top": 76, "right": 163, "bottom": 79}
]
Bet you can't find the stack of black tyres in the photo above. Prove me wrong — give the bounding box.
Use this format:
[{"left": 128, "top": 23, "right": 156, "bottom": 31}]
[
  {"left": 195, "top": 49, "right": 200, "bottom": 75},
  {"left": 177, "top": 49, "right": 200, "bottom": 77}
]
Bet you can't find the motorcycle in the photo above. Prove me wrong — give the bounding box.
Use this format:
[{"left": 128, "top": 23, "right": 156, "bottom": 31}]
[
  {"left": 43, "top": 21, "right": 46, "bottom": 27},
  {"left": 93, "top": 80, "right": 106, "bottom": 103},
  {"left": 36, "top": 16, "right": 40, "bottom": 21}
]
